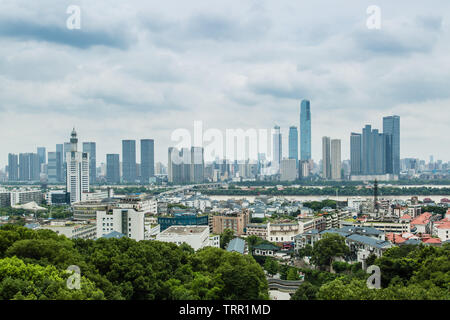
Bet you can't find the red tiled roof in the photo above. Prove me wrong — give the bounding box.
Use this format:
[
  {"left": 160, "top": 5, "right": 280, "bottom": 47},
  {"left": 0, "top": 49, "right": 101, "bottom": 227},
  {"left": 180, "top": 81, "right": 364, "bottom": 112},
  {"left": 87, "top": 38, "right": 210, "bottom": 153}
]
[
  {"left": 411, "top": 212, "right": 432, "bottom": 226},
  {"left": 423, "top": 238, "right": 441, "bottom": 244},
  {"left": 386, "top": 233, "right": 406, "bottom": 243},
  {"left": 436, "top": 222, "right": 450, "bottom": 230}
]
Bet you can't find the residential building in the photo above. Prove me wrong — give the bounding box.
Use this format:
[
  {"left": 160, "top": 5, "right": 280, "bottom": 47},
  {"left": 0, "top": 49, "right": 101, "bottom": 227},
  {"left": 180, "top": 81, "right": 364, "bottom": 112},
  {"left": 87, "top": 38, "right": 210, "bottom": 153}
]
[{"left": 155, "top": 225, "right": 211, "bottom": 251}]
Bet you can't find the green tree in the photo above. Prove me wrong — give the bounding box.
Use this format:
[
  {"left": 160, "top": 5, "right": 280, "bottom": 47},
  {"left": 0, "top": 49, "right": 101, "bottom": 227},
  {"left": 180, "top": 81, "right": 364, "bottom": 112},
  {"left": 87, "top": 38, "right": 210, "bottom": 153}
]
[
  {"left": 220, "top": 229, "right": 235, "bottom": 249},
  {"left": 264, "top": 257, "right": 279, "bottom": 276},
  {"left": 311, "top": 234, "right": 349, "bottom": 270},
  {"left": 291, "top": 281, "right": 318, "bottom": 300}
]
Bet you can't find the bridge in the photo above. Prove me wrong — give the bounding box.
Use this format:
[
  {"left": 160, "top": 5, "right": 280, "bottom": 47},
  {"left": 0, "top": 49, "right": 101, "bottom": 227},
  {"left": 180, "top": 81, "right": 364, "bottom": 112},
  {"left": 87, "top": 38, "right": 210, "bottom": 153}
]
[
  {"left": 267, "top": 278, "right": 304, "bottom": 294},
  {"left": 158, "top": 182, "right": 226, "bottom": 197}
]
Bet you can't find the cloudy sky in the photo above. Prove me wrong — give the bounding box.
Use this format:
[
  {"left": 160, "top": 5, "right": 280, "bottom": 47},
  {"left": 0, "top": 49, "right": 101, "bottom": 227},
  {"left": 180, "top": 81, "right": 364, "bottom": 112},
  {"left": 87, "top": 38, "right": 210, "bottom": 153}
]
[{"left": 1, "top": 0, "right": 449, "bottom": 168}]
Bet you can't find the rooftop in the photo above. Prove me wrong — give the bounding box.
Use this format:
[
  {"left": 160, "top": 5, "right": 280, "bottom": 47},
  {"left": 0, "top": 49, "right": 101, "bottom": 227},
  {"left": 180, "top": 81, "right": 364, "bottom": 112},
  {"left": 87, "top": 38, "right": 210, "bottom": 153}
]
[{"left": 160, "top": 225, "right": 209, "bottom": 235}]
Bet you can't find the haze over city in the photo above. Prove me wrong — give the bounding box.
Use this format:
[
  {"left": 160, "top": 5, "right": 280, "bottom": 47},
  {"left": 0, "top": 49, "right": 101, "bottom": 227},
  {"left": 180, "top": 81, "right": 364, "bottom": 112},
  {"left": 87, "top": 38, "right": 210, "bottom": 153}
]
[{"left": 1, "top": 0, "right": 450, "bottom": 168}]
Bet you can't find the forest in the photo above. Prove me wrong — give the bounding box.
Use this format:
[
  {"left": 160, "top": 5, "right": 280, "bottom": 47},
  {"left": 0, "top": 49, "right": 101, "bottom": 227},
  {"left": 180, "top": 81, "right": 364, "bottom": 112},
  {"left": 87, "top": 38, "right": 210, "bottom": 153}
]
[{"left": 0, "top": 225, "right": 268, "bottom": 300}]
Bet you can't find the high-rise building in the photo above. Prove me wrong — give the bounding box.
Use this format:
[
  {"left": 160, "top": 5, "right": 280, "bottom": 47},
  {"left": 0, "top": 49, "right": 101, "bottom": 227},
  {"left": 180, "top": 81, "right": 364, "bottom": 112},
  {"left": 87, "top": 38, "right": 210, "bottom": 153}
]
[
  {"left": 190, "top": 147, "right": 204, "bottom": 183},
  {"left": 330, "top": 139, "right": 342, "bottom": 180},
  {"left": 288, "top": 126, "right": 298, "bottom": 166},
  {"left": 63, "top": 142, "right": 71, "bottom": 183},
  {"left": 383, "top": 115, "right": 400, "bottom": 175},
  {"left": 66, "top": 128, "right": 89, "bottom": 203},
  {"left": 168, "top": 147, "right": 204, "bottom": 184},
  {"left": 350, "top": 133, "right": 362, "bottom": 175},
  {"left": 322, "top": 137, "right": 331, "bottom": 179},
  {"left": 83, "top": 142, "right": 96, "bottom": 184},
  {"left": 7, "top": 154, "right": 18, "bottom": 181},
  {"left": 300, "top": 99, "right": 311, "bottom": 161},
  {"left": 106, "top": 154, "right": 120, "bottom": 184},
  {"left": 47, "top": 151, "right": 62, "bottom": 183},
  {"left": 19, "top": 153, "right": 39, "bottom": 181},
  {"left": 140, "top": 139, "right": 155, "bottom": 184},
  {"left": 122, "top": 140, "right": 136, "bottom": 183},
  {"left": 56, "top": 144, "right": 64, "bottom": 182},
  {"left": 280, "top": 158, "right": 297, "bottom": 181},
  {"left": 272, "top": 125, "right": 282, "bottom": 172},
  {"left": 351, "top": 117, "right": 400, "bottom": 179},
  {"left": 37, "top": 147, "right": 46, "bottom": 173}
]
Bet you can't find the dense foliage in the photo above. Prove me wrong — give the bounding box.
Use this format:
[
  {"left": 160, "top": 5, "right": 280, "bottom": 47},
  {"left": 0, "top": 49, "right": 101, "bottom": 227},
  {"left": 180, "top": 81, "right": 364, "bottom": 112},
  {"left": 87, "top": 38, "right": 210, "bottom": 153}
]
[
  {"left": 292, "top": 243, "right": 450, "bottom": 300},
  {"left": 0, "top": 225, "right": 268, "bottom": 300}
]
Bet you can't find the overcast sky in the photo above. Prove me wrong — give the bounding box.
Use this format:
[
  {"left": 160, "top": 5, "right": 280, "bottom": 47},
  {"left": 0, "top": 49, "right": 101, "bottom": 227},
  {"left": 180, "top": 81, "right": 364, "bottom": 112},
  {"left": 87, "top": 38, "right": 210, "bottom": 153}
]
[{"left": 1, "top": 0, "right": 449, "bottom": 168}]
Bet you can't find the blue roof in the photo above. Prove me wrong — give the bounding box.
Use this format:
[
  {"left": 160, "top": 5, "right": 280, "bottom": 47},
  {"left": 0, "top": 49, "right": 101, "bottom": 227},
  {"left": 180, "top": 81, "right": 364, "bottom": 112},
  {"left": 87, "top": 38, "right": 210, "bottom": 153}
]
[
  {"left": 24, "top": 223, "right": 40, "bottom": 229},
  {"left": 226, "top": 237, "right": 246, "bottom": 254},
  {"left": 101, "top": 231, "right": 126, "bottom": 239},
  {"left": 402, "top": 239, "right": 422, "bottom": 245},
  {"left": 320, "top": 228, "right": 349, "bottom": 237},
  {"left": 338, "top": 226, "right": 382, "bottom": 236},
  {"left": 346, "top": 234, "right": 392, "bottom": 249}
]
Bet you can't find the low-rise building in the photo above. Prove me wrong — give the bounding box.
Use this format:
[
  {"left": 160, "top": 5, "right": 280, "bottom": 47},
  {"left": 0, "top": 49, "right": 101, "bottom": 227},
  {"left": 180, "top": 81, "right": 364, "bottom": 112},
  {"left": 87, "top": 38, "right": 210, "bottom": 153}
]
[{"left": 155, "top": 225, "right": 211, "bottom": 251}]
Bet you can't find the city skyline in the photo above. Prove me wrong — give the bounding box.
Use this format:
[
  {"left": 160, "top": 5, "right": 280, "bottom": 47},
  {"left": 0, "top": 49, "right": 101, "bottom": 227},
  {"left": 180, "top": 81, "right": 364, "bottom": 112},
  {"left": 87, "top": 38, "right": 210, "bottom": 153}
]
[{"left": 1, "top": 1, "right": 450, "bottom": 168}]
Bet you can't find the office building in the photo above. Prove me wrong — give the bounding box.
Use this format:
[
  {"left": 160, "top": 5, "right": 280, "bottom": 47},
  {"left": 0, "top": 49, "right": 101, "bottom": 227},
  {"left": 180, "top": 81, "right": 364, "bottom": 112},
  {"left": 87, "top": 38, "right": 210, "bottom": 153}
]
[
  {"left": 47, "top": 151, "right": 62, "bottom": 183},
  {"left": 66, "top": 128, "right": 89, "bottom": 203},
  {"left": 37, "top": 147, "right": 46, "bottom": 173},
  {"left": 140, "top": 139, "right": 155, "bottom": 184},
  {"left": 288, "top": 126, "right": 299, "bottom": 166},
  {"left": 300, "top": 99, "right": 311, "bottom": 161},
  {"left": 19, "top": 153, "right": 40, "bottom": 181},
  {"left": 83, "top": 142, "right": 96, "bottom": 184},
  {"left": 350, "top": 133, "right": 362, "bottom": 175},
  {"left": 190, "top": 147, "right": 204, "bottom": 183},
  {"left": 97, "top": 208, "right": 145, "bottom": 241},
  {"left": 383, "top": 116, "right": 400, "bottom": 175},
  {"left": 7, "top": 154, "right": 18, "bottom": 181},
  {"left": 122, "top": 140, "right": 136, "bottom": 183},
  {"left": 322, "top": 137, "right": 331, "bottom": 179},
  {"left": 56, "top": 144, "right": 64, "bottom": 182},
  {"left": 280, "top": 158, "right": 297, "bottom": 181},
  {"left": 330, "top": 139, "right": 342, "bottom": 180},
  {"left": 106, "top": 154, "right": 120, "bottom": 184},
  {"left": 272, "top": 125, "right": 282, "bottom": 172}
]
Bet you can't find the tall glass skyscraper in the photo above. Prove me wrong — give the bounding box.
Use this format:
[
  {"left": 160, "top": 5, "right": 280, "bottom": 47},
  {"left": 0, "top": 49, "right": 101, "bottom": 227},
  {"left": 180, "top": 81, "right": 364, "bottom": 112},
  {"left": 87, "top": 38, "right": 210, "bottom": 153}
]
[
  {"left": 383, "top": 115, "right": 400, "bottom": 175},
  {"left": 122, "top": 140, "right": 136, "bottom": 183},
  {"left": 83, "top": 142, "right": 96, "bottom": 184},
  {"left": 106, "top": 154, "right": 120, "bottom": 184},
  {"left": 350, "top": 133, "right": 362, "bottom": 175},
  {"left": 56, "top": 144, "right": 64, "bottom": 182},
  {"left": 288, "top": 126, "right": 298, "bottom": 166},
  {"left": 37, "top": 147, "right": 46, "bottom": 173},
  {"left": 7, "top": 154, "right": 18, "bottom": 181},
  {"left": 140, "top": 139, "right": 155, "bottom": 184},
  {"left": 300, "top": 100, "right": 311, "bottom": 161},
  {"left": 272, "top": 125, "right": 282, "bottom": 172}
]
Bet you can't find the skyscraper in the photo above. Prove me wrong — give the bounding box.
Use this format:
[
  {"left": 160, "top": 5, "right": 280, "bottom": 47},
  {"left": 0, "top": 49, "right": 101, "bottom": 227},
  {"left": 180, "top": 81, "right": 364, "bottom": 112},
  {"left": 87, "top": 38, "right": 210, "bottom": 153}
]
[
  {"left": 37, "top": 147, "right": 46, "bottom": 173},
  {"left": 106, "top": 154, "right": 120, "bottom": 184},
  {"left": 122, "top": 140, "right": 136, "bottom": 183},
  {"left": 272, "top": 125, "right": 282, "bottom": 172},
  {"left": 322, "top": 137, "right": 331, "bottom": 179},
  {"left": 63, "top": 142, "right": 71, "bottom": 183},
  {"left": 300, "top": 99, "right": 311, "bottom": 161},
  {"left": 47, "top": 151, "right": 62, "bottom": 183},
  {"left": 66, "top": 128, "right": 89, "bottom": 203},
  {"left": 140, "top": 139, "right": 155, "bottom": 184},
  {"left": 83, "top": 142, "right": 96, "bottom": 184},
  {"left": 18, "top": 153, "right": 39, "bottom": 181},
  {"left": 56, "top": 144, "right": 64, "bottom": 182},
  {"left": 350, "top": 133, "right": 362, "bottom": 175},
  {"left": 190, "top": 147, "right": 205, "bottom": 183},
  {"left": 7, "top": 154, "right": 18, "bottom": 181},
  {"left": 330, "top": 139, "right": 342, "bottom": 180},
  {"left": 383, "top": 115, "right": 400, "bottom": 175},
  {"left": 288, "top": 126, "right": 298, "bottom": 166}
]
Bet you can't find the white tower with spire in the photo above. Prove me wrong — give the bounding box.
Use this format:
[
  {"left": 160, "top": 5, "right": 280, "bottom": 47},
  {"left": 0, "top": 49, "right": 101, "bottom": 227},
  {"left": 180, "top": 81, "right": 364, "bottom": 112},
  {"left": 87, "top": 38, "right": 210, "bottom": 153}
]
[{"left": 66, "top": 128, "right": 89, "bottom": 203}]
